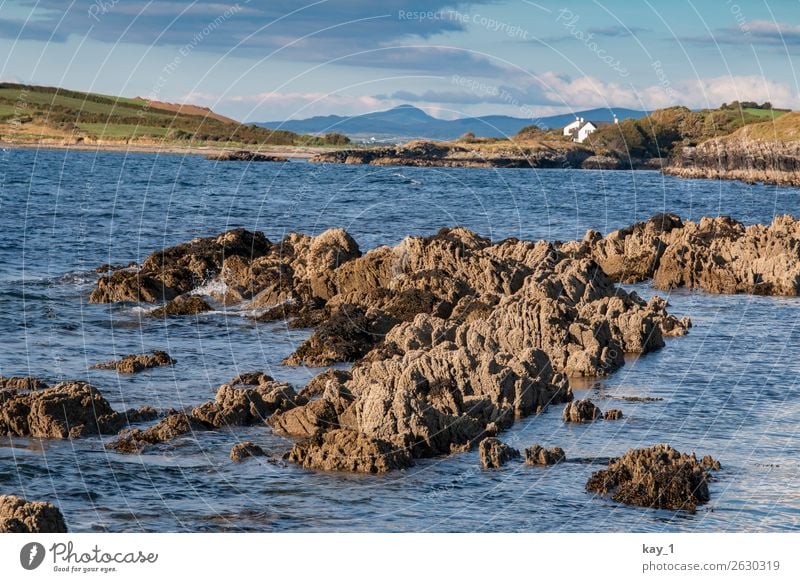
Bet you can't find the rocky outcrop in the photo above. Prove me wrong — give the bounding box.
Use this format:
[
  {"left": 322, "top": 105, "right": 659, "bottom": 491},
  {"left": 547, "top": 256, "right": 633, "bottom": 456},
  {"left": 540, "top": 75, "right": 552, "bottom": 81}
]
[
  {"left": 0, "top": 495, "right": 67, "bottom": 533},
  {"left": 150, "top": 295, "right": 212, "bottom": 316},
  {"left": 0, "top": 382, "right": 149, "bottom": 438},
  {"left": 525, "top": 444, "right": 566, "bottom": 465},
  {"left": 479, "top": 437, "right": 520, "bottom": 468},
  {"left": 230, "top": 441, "right": 268, "bottom": 462},
  {"left": 286, "top": 429, "right": 414, "bottom": 473},
  {"left": 604, "top": 409, "right": 624, "bottom": 420},
  {"left": 567, "top": 213, "right": 800, "bottom": 295},
  {"left": 282, "top": 305, "right": 397, "bottom": 366},
  {"left": 311, "top": 139, "right": 593, "bottom": 169},
  {"left": 108, "top": 413, "right": 210, "bottom": 453},
  {"left": 205, "top": 150, "right": 288, "bottom": 162},
  {"left": 665, "top": 124, "right": 800, "bottom": 187},
  {"left": 92, "top": 350, "right": 175, "bottom": 373},
  {"left": 90, "top": 228, "right": 272, "bottom": 303},
  {"left": 586, "top": 444, "right": 720, "bottom": 512},
  {"left": 108, "top": 373, "right": 303, "bottom": 452},
  {"left": 0, "top": 376, "right": 48, "bottom": 391},
  {"left": 562, "top": 399, "right": 602, "bottom": 423}
]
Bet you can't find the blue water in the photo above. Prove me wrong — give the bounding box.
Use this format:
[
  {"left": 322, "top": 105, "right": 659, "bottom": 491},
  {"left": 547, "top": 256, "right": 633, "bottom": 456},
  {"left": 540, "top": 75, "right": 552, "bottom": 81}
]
[{"left": 1, "top": 147, "right": 799, "bottom": 532}]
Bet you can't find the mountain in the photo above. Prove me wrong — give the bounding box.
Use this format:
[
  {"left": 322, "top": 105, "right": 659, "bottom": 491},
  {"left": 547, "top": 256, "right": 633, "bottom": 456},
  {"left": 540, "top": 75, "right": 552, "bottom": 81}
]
[{"left": 258, "top": 104, "right": 648, "bottom": 142}]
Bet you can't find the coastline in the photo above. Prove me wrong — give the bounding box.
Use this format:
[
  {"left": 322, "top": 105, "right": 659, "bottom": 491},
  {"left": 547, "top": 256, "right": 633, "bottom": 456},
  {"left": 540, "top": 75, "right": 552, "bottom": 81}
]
[{"left": 0, "top": 139, "right": 338, "bottom": 159}]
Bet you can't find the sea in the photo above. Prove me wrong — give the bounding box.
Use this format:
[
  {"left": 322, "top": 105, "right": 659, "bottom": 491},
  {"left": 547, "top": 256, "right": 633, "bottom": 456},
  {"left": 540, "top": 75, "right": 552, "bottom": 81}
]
[{"left": 1, "top": 147, "right": 799, "bottom": 532}]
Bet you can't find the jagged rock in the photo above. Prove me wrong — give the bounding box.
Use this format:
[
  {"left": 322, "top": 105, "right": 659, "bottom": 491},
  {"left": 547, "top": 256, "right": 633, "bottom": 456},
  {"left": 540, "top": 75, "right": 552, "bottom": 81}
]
[
  {"left": 562, "top": 399, "right": 602, "bottom": 423},
  {"left": 0, "top": 376, "right": 48, "bottom": 391},
  {"left": 92, "top": 350, "right": 175, "bottom": 373},
  {"left": 298, "top": 369, "right": 352, "bottom": 399},
  {"left": 479, "top": 437, "right": 520, "bottom": 468},
  {"left": 205, "top": 150, "right": 288, "bottom": 162},
  {"left": 572, "top": 213, "right": 800, "bottom": 296},
  {"left": 525, "top": 444, "right": 566, "bottom": 465},
  {"left": 191, "top": 378, "right": 303, "bottom": 428},
  {"left": 0, "top": 495, "right": 67, "bottom": 533},
  {"left": 107, "top": 413, "right": 211, "bottom": 453},
  {"left": 90, "top": 228, "right": 271, "bottom": 303},
  {"left": 230, "top": 441, "right": 267, "bottom": 462},
  {"left": 0, "top": 382, "right": 128, "bottom": 438},
  {"left": 150, "top": 294, "right": 212, "bottom": 317},
  {"left": 604, "top": 409, "right": 624, "bottom": 420},
  {"left": 586, "top": 444, "right": 719, "bottom": 512},
  {"left": 348, "top": 343, "right": 570, "bottom": 458},
  {"left": 283, "top": 304, "right": 398, "bottom": 366},
  {"left": 286, "top": 429, "right": 414, "bottom": 473}
]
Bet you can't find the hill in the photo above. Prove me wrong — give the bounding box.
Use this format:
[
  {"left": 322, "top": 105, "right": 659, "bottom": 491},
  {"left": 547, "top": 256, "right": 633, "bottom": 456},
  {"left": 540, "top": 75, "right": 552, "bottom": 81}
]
[
  {"left": 259, "top": 104, "right": 647, "bottom": 141},
  {"left": 665, "top": 111, "right": 800, "bottom": 186},
  {"left": 0, "top": 83, "right": 349, "bottom": 148},
  {"left": 585, "top": 102, "right": 789, "bottom": 164}
]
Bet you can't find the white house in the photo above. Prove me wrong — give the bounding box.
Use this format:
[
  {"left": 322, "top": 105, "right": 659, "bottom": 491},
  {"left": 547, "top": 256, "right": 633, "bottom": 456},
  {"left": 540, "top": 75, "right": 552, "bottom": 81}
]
[
  {"left": 576, "top": 120, "right": 598, "bottom": 143},
  {"left": 562, "top": 117, "right": 582, "bottom": 137},
  {"left": 563, "top": 115, "right": 617, "bottom": 143}
]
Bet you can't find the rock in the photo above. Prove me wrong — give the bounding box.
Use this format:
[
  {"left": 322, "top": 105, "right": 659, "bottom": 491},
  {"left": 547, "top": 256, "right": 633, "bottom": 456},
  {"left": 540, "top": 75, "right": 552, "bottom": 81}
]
[
  {"left": 191, "top": 378, "right": 304, "bottom": 428},
  {"left": 230, "top": 441, "right": 267, "bottom": 462},
  {"left": 150, "top": 294, "right": 212, "bottom": 317},
  {"left": 205, "top": 150, "right": 288, "bottom": 162},
  {"left": 604, "top": 409, "right": 624, "bottom": 420},
  {"left": 563, "top": 399, "right": 602, "bottom": 423},
  {"left": 283, "top": 304, "right": 398, "bottom": 366},
  {"left": 0, "top": 376, "right": 48, "bottom": 391},
  {"left": 298, "top": 369, "right": 352, "bottom": 399},
  {"left": 0, "top": 495, "right": 67, "bottom": 533},
  {"left": 0, "top": 382, "right": 128, "bottom": 438},
  {"left": 665, "top": 119, "right": 800, "bottom": 187},
  {"left": 479, "top": 437, "right": 520, "bottom": 468},
  {"left": 586, "top": 444, "right": 719, "bottom": 512},
  {"left": 92, "top": 350, "right": 175, "bottom": 373},
  {"left": 348, "top": 343, "right": 570, "bottom": 458},
  {"left": 90, "top": 228, "right": 271, "bottom": 303},
  {"left": 525, "top": 444, "right": 566, "bottom": 465},
  {"left": 310, "top": 139, "right": 593, "bottom": 169},
  {"left": 286, "top": 429, "right": 414, "bottom": 473},
  {"left": 107, "top": 413, "right": 211, "bottom": 453},
  {"left": 575, "top": 213, "right": 800, "bottom": 296}
]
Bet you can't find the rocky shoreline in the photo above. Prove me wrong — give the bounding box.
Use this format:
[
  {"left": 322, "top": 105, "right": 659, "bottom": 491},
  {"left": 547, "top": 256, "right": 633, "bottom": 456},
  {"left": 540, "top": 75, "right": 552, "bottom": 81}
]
[{"left": 8, "top": 213, "right": 800, "bottom": 526}]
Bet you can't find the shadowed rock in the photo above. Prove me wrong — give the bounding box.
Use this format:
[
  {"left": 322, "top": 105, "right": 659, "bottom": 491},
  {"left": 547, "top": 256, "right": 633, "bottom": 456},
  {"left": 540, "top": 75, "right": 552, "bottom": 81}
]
[
  {"left": 107, "top": 413, "right": 212, "bottom": 453},
  {"left": 150, "top": 295, "right": 212, "bottom": 317},
  {"left": 604, "top": 409, "right": 624, "bottom": 420},
  {"left": 562, "top": 399, "right": 602, "bottom": 423},
  {"left": 205, "top": 150, "right": 288, "bottom": 162},
  {"left": 286, "top": 429, "right": 414, "bottom": 473},
  {"left": 230, "top": 441, "right": 268, "bottom": 462},
  {"left": 586, "top": 444, "right": 720, "bottom": 513},
  {"left": 0, "top": 382, "right": 137, "bottom": 438},
  {"left": 479, "top": 437, "right": 520, "bottom": 468},
  {"left": 0, "top": 495, "right": 67, "bottom": 533},
  {"left": 525, "top": 444, "right": 566, "bottom": 465},
  {"left": 92, "top": 350, "right": 175, "bottom": 374}
]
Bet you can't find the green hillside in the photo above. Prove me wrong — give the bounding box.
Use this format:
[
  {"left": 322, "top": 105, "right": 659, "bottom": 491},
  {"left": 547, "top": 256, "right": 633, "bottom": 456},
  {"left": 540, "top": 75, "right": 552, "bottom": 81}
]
[
  {"left": 0, "top": 83, "right": 348, "bottom": 147},
  {"left": 585, "top": 102, "right": 790, "bottom": 160}
]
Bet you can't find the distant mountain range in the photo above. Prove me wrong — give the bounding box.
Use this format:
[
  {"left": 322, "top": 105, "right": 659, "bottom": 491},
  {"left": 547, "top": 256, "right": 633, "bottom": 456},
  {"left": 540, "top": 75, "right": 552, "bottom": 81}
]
[{"left": 258, "top": 104, "right": 648, "bottom": 142}]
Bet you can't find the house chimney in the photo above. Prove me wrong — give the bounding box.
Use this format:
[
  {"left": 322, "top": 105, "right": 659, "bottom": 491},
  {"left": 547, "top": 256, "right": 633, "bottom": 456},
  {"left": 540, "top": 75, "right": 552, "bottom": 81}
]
[{"left": 580, "top": 117, "right": 584, "bottom": 123}]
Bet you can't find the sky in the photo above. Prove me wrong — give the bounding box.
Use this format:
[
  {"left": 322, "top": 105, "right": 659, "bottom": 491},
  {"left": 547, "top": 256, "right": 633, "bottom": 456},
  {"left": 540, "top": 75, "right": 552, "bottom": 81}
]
[{"left": 1, "top": 0, "right": 799, "bottom": 122}]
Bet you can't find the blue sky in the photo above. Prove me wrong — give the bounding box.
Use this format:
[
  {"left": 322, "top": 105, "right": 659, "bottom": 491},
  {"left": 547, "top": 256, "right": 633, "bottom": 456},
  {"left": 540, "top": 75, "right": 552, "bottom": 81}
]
[{"left": 1, "top": 0, "right": 799, "bottom": 121}]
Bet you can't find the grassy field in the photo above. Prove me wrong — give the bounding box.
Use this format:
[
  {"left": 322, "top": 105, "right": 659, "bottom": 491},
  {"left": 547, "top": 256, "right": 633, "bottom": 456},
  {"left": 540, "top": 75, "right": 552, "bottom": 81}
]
[
  {"left": 77, "top": 123, "right": 170, "bottom": 138},
  {"left": 0, "top": 83, "right": 349, "bottom": 147},
  {"left": 742, "top": 107, "right": 789, "bottom": 119}
]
